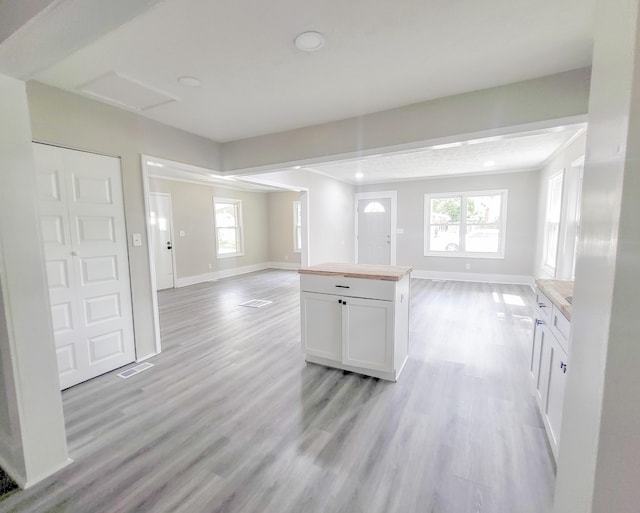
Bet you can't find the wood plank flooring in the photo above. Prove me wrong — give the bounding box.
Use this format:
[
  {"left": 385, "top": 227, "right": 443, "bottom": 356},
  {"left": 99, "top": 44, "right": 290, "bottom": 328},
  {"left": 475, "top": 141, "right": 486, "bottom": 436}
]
[{"left": 0, "top": 270, "right": 555, "bottom": 513}]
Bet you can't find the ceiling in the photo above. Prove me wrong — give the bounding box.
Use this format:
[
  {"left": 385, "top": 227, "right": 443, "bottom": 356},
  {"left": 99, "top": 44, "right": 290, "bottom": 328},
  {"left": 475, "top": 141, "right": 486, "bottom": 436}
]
[
  {"left": 30, "top": 0, "right": 595, "bottom": 143},
  {"left": 302, "top": 125, "right": 586, "bottom": 184}
]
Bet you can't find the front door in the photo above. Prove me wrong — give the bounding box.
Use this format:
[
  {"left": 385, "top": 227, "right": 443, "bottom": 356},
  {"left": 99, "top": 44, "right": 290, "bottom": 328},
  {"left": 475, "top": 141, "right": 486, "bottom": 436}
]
[
  {"left": 35, "top": 143, "right": 136, "bottom": 389},
  {"left": 149, "top": 193, "right": 175, "bottom": 290},
  {"left": 357, "top": 197, "right": 392, "bottom": 265}
]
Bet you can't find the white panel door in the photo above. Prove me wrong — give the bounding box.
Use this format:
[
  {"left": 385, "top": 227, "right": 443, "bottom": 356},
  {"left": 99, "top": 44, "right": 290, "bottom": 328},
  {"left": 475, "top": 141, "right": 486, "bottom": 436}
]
[
  {"left": 357, "top": 198, "right": 392, "bottom": 265},
  {"left": 149, "top": 193, "right": 175, "bottom": 290},
  {"left": 35, "top": 143, "right": 135, "bottom": 389}
]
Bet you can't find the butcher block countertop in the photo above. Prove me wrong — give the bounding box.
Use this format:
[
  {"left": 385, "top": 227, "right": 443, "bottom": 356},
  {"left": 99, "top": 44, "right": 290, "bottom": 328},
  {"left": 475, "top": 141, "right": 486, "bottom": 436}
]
[
  {"left": 299, "top": 263, "right": 412, "bottom": 281},
  {"left": 536, "top": 279, "right": 574, "bottom": 320}
]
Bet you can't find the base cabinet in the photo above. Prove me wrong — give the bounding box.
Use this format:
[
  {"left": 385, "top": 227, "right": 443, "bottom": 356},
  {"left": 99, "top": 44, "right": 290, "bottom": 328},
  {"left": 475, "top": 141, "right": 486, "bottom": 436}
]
[
  {"left": 300, "top": 269, "right": 410, "bottom": 381},
  {"left": 530, "top": 288, "right": 570, "bottom": 460}
]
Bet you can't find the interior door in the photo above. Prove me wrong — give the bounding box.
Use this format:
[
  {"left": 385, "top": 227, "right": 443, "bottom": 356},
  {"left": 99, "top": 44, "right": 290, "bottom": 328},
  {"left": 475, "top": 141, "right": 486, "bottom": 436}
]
[
  {"left": 149, "top": 193, "right": 175, "bottom": 290},
  {"left": 357, "top": 198, "right": 392, "bottom": 264},
  {"left": 35, "top": 143, "right": 136, "bottom": 389}
]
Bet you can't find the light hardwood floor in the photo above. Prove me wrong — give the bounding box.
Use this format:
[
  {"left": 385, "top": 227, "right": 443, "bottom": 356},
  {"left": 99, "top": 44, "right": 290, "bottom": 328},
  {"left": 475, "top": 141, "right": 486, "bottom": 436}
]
[{"left": 0, "top": 270, "right": 555, "bottom": 513}]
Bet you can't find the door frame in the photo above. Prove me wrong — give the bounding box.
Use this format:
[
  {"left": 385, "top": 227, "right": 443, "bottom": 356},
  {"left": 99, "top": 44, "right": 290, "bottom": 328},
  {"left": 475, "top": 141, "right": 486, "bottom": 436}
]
[
  {"left": 149, "top": 192, "right": 177, "bottom": 291},
  {"left": 354, "top": 191, "right": 397, "bottom": 265}
]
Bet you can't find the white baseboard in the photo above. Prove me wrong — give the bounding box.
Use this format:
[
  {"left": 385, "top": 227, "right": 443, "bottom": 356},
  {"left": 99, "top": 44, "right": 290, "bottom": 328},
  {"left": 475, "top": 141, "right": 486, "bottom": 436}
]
[
  {"left": 268, "top": 261, "right": 301, "bottom": 271},
  {"left": 174, "top": 262, "right": 300, "bottom": 288},
  {"left": 174, "top": 263, "right": 269, "bottom": 287},
  {"left": 0, "top": 450, "right": 26, "bottom": 489},
  {"left": 412, "top": 269, "right": 534, "bottom": 286},
  {"left": 23, "top": 458, "right": 73, "bottom": 489}
]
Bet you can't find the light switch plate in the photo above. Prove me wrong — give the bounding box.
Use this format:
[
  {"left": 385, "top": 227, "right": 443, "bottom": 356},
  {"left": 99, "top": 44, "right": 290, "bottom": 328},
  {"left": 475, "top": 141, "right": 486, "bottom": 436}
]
[
  {"left": 179, "top": 230, "right": 186, "bottom": 237},
  {"left": 132, "top": 233, "right": 142, "bottom": 246}
]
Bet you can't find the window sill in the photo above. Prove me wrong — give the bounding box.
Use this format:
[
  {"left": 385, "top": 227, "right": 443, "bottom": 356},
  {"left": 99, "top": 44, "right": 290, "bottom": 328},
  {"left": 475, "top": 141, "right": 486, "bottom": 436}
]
[
  {"left": 424, "top": 251, "right": 505, "bottom": 260},
  {"left": 216, "top": 252, "right": 245, "bottom": 259}
]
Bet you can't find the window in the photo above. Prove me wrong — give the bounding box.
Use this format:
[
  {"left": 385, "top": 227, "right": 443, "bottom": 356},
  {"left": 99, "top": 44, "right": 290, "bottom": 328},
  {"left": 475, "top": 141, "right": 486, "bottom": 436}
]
[
  {"left": 424, "top": 190, "right": 507, "bottom": 258},
  {"left": 293, "top": 200, "right": 302, "bottom": 252},
  {"left": 363, "top": 201, "right": 386, "bottom": 213},
  {"left": 213, "top": 197, "right": 243, "bottom": 258},
  {"left": 543, "top": 173, "right": 563, "bottom": 272}
]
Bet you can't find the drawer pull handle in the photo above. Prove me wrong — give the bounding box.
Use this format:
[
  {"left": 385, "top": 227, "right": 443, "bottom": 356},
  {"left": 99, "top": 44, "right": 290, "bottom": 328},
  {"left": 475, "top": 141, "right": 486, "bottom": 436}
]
[
  {"left": 538, "top": 302, "right": 547, "bottom": 308},
  {"left": 535, "top": 319, "right": 544, "bottom": 325},
  {"left": 560, "top": 361, "right": 568, "bottom": 373},
  {"left": 335, "top": 285, "right": 350, "bottom": 289}
]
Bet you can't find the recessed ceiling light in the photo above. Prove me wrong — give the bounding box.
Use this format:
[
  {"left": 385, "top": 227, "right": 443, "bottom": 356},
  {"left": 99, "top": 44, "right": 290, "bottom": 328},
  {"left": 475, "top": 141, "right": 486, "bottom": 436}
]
[
  {"left": 355, "top": 172, "right": 364, "bottom": 179},
  {"left": 294, "top": 31, "right": 326, "bottom": 52},
  {"left": 178, "top": 76, "right": 201, "bottom": 87},
  {"left": 483, "top": 160, "right": 496, "bottom": 167}
]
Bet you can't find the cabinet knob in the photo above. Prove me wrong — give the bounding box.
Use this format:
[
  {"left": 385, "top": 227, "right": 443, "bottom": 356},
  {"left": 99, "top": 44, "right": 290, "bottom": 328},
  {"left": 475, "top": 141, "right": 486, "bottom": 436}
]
[{"left": 338, "top": 299, "right": 343, "bottom": 304}]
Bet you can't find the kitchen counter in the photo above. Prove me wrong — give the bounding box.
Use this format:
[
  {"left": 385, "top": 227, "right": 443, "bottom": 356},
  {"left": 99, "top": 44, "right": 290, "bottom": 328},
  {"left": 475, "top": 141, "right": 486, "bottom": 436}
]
[
  {"left": 536, "top": 279, "right": 574, "bottom": 320},
  {"left": 298, "top": 263, "right": 412, "bottom": 282}
]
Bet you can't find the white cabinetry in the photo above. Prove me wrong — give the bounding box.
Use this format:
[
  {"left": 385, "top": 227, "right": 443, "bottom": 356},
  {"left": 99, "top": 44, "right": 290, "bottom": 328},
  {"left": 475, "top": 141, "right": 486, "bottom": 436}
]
[
  {"left": 530, "top": 287, "right": 570, "bottom": 459},
  {"left": 299, "top": 265, "right": 411, "bottom": 381}
]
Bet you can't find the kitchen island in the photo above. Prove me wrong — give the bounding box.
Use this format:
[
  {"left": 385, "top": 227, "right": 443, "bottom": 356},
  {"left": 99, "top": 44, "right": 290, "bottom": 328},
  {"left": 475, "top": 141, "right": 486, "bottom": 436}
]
[{"left": 299, "top": 263, "right": 412, "bottom": 381}]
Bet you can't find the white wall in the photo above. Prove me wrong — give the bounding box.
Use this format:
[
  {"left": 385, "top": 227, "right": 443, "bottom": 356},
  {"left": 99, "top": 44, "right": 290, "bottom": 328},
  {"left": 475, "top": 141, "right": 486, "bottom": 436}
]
[
  {"left": 0, "top": 74, "right": 69, "bottom": 487},
  {"left": 534, "top": 132, "right": 587, "bottom": 279},
  {"left": 357, "top": 170, "right": 539, "bottom": 282},
  {"left": 252, "top": 169, "right": 355, "bottom": 265},
  {"left": 553, "top": 0, "right": 640, "bottom": 511}
]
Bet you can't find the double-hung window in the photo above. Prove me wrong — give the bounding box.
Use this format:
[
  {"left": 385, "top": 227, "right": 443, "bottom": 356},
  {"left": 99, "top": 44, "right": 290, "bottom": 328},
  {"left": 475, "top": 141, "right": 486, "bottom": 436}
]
[
  {"left": 293, "top": 200, "right": 302, "bottom": 252},
  {"left": 213, "top": 197, "right": 243, "bottom": 258},
  {"left": 424, "top": 190, "right": 507, "bottom": 258}
]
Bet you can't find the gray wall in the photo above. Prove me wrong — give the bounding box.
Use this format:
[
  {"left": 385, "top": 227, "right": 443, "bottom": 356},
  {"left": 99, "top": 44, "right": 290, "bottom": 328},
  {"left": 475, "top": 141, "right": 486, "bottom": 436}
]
[
  {"left": 268, "top": 191, "right": 302, "bottom": 265},
  {"left": 223, "top": 68, "right": 590, "bottom": 172},
  {"left": 253, "top": 169, "right": 355, "bottom": 265},
  {"left": 147, "top": 178, "right": 270, "bottom": 279},
  {"left": 357, "top": 170, "right": 539, "bottom": 279},
  {"left": 27, "top": 81, "right": 223, "bottom": 359}
]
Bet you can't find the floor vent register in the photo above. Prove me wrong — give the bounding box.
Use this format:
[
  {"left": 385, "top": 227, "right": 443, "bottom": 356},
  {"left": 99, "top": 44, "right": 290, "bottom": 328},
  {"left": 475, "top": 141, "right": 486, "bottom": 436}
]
[{"left": 117, "top": 362, "right": 154, "bottom": 379}]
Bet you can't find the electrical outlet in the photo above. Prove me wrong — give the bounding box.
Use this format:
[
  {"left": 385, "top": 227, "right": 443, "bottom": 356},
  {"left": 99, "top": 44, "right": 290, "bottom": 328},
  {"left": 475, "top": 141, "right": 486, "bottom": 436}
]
[
  {"left": 208, "top": 263, "right": 212, "bottom": 269},
  {"left": 465, "top": 263, "right": 471, "bottom": 270}
]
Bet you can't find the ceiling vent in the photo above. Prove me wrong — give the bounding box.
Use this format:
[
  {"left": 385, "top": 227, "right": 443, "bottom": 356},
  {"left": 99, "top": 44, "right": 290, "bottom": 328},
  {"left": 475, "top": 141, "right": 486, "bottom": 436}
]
[{"left": 79, "top": 71, "right": 179, "bottom": 111}]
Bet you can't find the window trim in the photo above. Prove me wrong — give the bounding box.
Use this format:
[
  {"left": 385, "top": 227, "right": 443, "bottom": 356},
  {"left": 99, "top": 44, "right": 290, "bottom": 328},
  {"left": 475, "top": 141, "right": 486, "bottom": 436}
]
[
  {"left": 423, "top": 189, "right": 508, "bottom": 259},
  {"left": 293, "top": 200, "right": 302, "bottom": 253},
  {"left": 213, "top": 197, "right": 244, "bottom": 259},
  {"left": 542, "top": 172, "right": 564, "bottom": 275}
]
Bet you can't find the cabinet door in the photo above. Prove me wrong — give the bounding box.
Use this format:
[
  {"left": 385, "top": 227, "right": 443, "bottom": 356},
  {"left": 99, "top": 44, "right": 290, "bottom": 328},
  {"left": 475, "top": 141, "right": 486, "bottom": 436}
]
[
  {"left": 531, "top": 320, "right": 544, "bottom": 392},
  {"left": 545, "top": 336, "right": 568, "bottom": 451},
  {"left": 342, "top": 297, "right": 394, "bottom": 372},
  {"left": 300, "top": 292, "right": 342, "bottom": 360},
  {"left": 537, "top": 326, "right": 552, "bottom": 412}
]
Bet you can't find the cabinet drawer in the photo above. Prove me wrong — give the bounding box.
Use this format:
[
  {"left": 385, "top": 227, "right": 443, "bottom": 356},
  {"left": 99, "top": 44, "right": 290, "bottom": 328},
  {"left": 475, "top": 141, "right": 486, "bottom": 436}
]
[
  {"left": 551, "top": 306, "right": 571, "bottom": 352},
  {"left": 536, "top": 290, "right": 552, "bottom": 321},
  {"left": 300, "top": 273, "right": 395, "bottom": 301}
]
